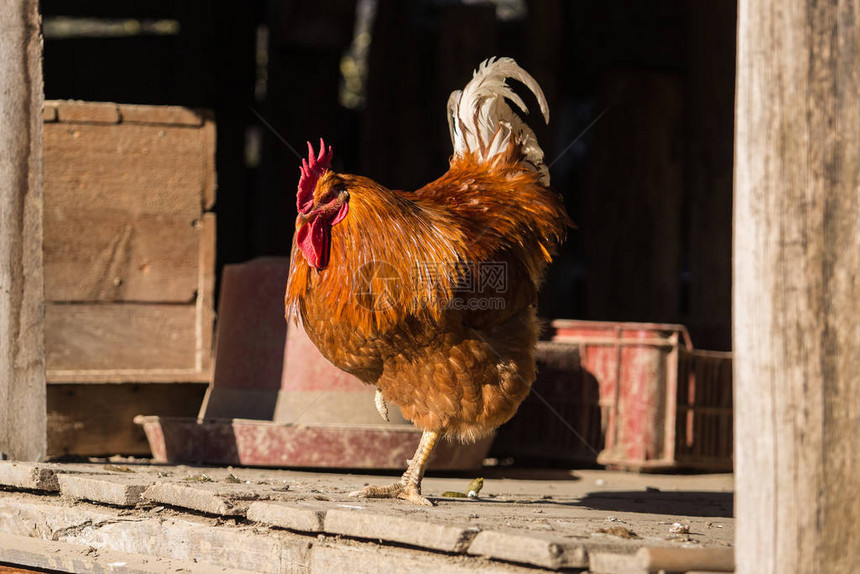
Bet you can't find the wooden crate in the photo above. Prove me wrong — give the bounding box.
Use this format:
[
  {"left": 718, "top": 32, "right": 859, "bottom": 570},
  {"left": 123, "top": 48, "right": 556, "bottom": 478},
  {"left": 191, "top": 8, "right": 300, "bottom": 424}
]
[
  {"left": 47, "top": 383, "right": 208, "bottom": 457},
  {"left": 43, "top": 101, "right": 216, "bottom": 384},
  {"left": 674, "top": 348, "right": 733, "bottom": 471}
]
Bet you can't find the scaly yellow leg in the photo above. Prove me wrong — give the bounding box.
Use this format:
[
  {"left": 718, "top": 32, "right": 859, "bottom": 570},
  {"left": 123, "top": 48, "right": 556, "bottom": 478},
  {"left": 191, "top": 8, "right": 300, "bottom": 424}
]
[{"left": 349, "top": 430, "right": 439, "bottom": 506}]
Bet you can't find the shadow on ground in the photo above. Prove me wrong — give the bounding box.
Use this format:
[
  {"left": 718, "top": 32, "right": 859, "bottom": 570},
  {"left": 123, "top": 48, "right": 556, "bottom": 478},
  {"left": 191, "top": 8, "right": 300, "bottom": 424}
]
[{"left": 577, "top": 490, "right": 734, "bottom": 518}]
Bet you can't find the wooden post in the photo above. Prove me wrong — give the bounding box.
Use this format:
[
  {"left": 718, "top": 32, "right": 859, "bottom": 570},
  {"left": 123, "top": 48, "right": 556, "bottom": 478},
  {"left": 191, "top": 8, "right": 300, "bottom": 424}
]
[
  {"left": 0, "top": 0, "right": 46, "bottom": 461},
  {"left": 734, "top": 0, "right": 860, "bottom": 572}
]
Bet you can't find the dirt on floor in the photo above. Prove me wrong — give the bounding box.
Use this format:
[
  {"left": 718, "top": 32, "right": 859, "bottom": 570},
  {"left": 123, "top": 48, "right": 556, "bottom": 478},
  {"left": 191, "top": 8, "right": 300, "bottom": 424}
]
[
  {"left": 0, "top": 460, "right": 734, "bottom": 573},
  {"left": 23, "top": 460, "right": 734, "bottom": 547}
]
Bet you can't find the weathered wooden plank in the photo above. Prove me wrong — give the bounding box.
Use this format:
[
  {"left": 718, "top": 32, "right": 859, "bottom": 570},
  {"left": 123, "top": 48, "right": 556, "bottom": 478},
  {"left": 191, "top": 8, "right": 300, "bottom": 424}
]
[
  {"left": 47, "top": 383, "right": 206, "bottom": 456},
  {"left": 201, "top": 113, "right": 217, "bottom": 210},
  {"left": 0, "top": 500, "right": 306, "bottom": 573},
  {"left": 0, "top": 533, "right": 253, "bottom": 574},
  {"left": 43, "top": 122, "right": 206, "bottom": 219},
  {"left": 118, "top": 103, "right": 204, "bottom": 126},
  {"left": 734, "top": 0, "right": 860, "bottom": 572},
  {"left": 44, "top": 213, "right": 199, "bottom": 302},
  {"left": 0, "top": 0, "right": 46, "bottom": 461},
  {"left": 45, "top": 304, "right": 198, "bottom": 372},
  {"left": 196, "top": 212, "right": 216, "bottom": 374},
  {"left": 47, "top": 370, "right": 210, "bottom": 384},
  {"left": 56, "top": 100, "right": 120, "bottom": 123},
  {"left": 42, "top": 102, "right": 58, "bottom": 122}
]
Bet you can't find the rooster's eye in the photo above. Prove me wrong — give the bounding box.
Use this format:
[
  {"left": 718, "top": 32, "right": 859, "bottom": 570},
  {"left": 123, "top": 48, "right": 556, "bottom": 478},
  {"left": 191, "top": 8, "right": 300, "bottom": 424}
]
[{"left": 320, "top": 190, "right": 337, "bottom": 203}]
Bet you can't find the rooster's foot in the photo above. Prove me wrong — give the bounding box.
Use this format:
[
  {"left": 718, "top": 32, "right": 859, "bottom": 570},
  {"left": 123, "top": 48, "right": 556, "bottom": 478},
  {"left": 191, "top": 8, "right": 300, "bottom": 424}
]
[
  {"left": 349, "top": 430, "right": 439, "bottom": 507},
  {"left": 349, "top": 482, "right": 434, "bottom": 506}
]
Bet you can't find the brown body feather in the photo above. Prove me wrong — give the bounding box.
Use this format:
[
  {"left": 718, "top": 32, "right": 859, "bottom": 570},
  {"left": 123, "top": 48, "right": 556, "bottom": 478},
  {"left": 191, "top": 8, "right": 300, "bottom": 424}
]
[{"left": 286, "top": 145, "right": 569, "bottom": 441}]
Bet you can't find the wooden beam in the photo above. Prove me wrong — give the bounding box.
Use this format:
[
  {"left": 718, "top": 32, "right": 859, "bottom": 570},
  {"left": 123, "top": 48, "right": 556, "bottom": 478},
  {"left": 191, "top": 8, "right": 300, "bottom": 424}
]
[
  {"left": 734, "top": 0, "right": 860, "bottom": 571},
  {"left": 0, "top": 0, "right": 46, "bottom": 460}
]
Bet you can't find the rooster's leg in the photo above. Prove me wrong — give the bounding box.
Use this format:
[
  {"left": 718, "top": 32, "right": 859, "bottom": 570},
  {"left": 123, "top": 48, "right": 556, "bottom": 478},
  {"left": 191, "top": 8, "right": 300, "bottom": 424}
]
[{"left": 349, "top": 430, "right": 439, "bottom": 506}]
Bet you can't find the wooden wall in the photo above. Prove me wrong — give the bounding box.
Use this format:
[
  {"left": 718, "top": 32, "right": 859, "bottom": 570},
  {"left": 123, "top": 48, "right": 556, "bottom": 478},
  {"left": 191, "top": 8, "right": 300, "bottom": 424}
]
[
  {"left": 42, "top": 102, "right": 215, "bottom": 384},
  {"left": 41, "top": 102, "right": 216, "bottom": 456}
]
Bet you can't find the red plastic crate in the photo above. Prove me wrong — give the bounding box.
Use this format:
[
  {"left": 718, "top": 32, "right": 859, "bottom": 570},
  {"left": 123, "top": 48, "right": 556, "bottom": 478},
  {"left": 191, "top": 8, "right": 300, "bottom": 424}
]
[
  {"left": 492, "top": 320, "right": 733, "bottom": 472},
  {"left": 555, "top": 320, "right": 691, "bottom": 471}
]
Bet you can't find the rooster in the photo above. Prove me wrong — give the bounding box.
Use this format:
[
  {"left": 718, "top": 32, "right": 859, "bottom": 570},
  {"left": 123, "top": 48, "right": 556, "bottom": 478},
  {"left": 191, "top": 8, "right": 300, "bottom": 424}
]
[{"left": 285, "top": 57, "right": 570, "bottom": 505}]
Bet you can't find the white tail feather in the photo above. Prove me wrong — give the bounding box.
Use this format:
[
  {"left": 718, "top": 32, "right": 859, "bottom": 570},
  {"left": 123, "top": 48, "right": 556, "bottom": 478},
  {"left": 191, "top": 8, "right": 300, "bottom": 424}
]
[{"left": 447, "top": 57, "right": 550, "bottom": 185}]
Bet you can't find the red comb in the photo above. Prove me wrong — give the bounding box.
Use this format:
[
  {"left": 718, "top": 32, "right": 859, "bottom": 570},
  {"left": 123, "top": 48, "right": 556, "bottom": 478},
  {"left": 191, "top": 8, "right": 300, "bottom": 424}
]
[{"left": 297, "top": 138, "right": 333, "bottom": 214}]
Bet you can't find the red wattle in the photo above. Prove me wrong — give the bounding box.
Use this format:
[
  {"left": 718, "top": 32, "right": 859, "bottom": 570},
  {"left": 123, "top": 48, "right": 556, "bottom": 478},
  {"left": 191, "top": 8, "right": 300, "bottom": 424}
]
[{"left": 297, "top": 217, "right": 331, "bottom": 270}]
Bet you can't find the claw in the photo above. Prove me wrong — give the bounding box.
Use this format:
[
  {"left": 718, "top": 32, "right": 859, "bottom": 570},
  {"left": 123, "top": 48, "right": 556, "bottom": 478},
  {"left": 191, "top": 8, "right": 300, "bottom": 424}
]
[
  {"left": 349, "top": 484, "right": 397, "bottom": 499},
  {"left": 349, "top": 482, "right": 434, "bottom": 506},
  {"left": 398, "top": 490, "right": 435, "bottom": 507}
]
